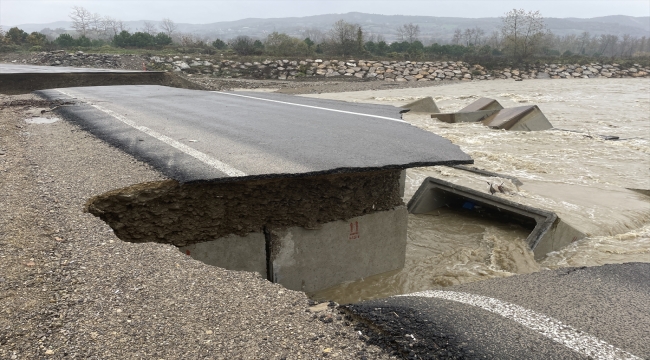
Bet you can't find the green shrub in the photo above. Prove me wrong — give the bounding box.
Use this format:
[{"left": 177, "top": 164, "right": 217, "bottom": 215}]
[
  {"left": 55, "top": 33, "right": 75, "bottom": 48},
  {"left": 212, "top": 38, "right": 227, "bottom": 49}
]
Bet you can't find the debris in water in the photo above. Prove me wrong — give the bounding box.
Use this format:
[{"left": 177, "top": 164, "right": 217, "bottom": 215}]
[{"left": 487, "top": 182, "right": 497, "bottom": 195}]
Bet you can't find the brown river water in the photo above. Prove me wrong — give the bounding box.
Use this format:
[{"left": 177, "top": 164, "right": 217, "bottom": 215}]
[{"left": 306, "top": 79, "right": 650, "bottom": 304}]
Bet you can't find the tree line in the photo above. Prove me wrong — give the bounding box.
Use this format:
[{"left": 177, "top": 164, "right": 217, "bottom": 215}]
[{"left": 2, "top": 7, "right": 648, "bottom": 63}]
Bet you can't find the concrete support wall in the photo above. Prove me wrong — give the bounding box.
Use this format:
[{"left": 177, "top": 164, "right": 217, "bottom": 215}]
[
  {"left": 179, "top": 206, "right": 409, "bottom": 293},
  {"left": 269, "top": 206, "right": 407, "bottom": 293},
  {"left": 179, "top": 233, "right": 267, "bottom": 277}
]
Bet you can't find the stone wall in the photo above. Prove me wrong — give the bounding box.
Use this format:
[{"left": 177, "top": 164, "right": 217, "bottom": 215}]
[
  {"left": 17, "top": 51, "right": 650, "bottom": 81},
  {"left": 150, "top": 55, "right": 649, "bottom": 81}
]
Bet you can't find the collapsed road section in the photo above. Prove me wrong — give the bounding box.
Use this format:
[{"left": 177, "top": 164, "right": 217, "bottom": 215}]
[
  {"left": 0, "top": 64, "right": 205, "bottom": 94},
  {"left": 39, "top": 85, "right": 472, "bottom": 293}
]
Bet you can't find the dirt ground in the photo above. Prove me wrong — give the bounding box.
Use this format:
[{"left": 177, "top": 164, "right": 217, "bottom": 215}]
[{"left": 0, "top": 95, "right": 397, "bottom": 359}]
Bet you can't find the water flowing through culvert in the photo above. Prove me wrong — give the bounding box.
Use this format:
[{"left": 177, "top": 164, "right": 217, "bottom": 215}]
[
  {"left": 308, "top": 79, "right": 650, "bottom": 304},
  {"left": 311, "top": 209, "right": 539, "bottom": 304}
]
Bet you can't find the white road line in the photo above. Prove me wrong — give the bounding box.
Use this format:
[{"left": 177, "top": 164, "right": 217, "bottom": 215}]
[
  {"left": 55, "top": 89, "right": 246, "bottom": 178},
  {"left": 212, "top": 91, "right": 408, "bottom": 123},
  {"left": 399, "top": 290, "right": 641, "bottom": 360}
]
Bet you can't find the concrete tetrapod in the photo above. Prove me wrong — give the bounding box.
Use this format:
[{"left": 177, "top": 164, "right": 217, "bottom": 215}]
[
  {"left": 430, "top": 96, "right": 554, "bottom": 131},
  {"left": 482, "top": 105, "right": 553, "bottom": 131},
  {"left": 400, "top": 96, "right": 440, "bottom": 113},
  {"left": 458, "top": 97, "right": 504, "bottom": 112},
  {"left": 407, "top": 177, "right": 585, "bottom": 259}
]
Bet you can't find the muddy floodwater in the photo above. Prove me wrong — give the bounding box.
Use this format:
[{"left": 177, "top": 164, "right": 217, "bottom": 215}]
[{"left": 307, "top": 79, "right": 650, "bottom": 304}]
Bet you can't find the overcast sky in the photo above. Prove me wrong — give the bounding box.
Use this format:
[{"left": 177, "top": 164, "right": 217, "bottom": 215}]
[{"left": 2, "top": 0, "right": 649, "bottom": 26}]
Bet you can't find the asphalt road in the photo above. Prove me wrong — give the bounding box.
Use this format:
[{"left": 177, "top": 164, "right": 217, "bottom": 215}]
[
  {"left": 37, "top": 85, "right": 472, "bottom": 182},
  {"left": 346, "top": 262, "right": 650, "bottom": 359}
]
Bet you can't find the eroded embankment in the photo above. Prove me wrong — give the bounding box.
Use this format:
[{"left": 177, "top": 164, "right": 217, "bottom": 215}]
[
  {"left": 0, "top": 72, "right": 207, "bottom": 95},
  {"left": 86, "top": 169, "right": 403, "bottom": 247}
]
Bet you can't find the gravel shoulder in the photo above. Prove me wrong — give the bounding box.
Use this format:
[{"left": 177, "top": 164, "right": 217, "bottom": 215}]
[{"left": 0, "top": 95, "right": 394, "bottom": 359}]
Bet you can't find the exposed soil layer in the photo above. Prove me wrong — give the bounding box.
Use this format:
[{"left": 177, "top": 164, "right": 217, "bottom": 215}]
[
  {"left": 86, "top": 169, "right": 404, "bottom": 247},
  {"left": 0, "top": 72, "right": 207, "bottom": 95}
]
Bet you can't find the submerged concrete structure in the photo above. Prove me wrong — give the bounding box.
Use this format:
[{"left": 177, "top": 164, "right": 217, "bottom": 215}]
[
  {"left": 400, "top": 96, "right": 440, "bottom": 113},
  {"left": 407, "top": 177, "right": 584, "bottom": 259},
  {"left": 482, "top": 105, "right": 553, "bottom": 131},
  {"left": 458, "top": 97, "right": 504, "bottom": 112},
  {"left": 430, "top": 97, "right": 554, "bottom": 131},
  {"left": 41, "top": 86, "right": 472, "bottom": 293}
]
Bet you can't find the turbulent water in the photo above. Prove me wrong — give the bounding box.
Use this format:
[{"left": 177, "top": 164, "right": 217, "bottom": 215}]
[{"left": 308, "top": 79, "right": 650, "bottom": 304}]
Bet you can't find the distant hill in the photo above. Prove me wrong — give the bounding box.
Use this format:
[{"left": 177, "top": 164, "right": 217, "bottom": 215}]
[{"left": 9, "top": 13, "right": 650, "bottom": 43}]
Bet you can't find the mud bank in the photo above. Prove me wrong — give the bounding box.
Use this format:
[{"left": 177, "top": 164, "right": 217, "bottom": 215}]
[
  {"left": 0, "top": 68, "right": 207, "bottom": 95},
  {"left": 86, "top": 169, "right": 403, "bottom": 247}
]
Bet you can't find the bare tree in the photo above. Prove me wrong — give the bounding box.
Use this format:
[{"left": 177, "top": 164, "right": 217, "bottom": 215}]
[
  {"left": 472, "top": 27, "right": 485, "bottom": 46},
  {"left": 142, "top": 21, "right": 157, "bottom": 35},
  {"left": 452, "top": 29, "right": 462, "bottom": 45},
  {"left": 486, "top": 30, "right": 501, "bottom": 48},
  {"left": 396, "top": 23, "right": 420, "bottom": 43},
  {"left": 69, "top": 6, "right": 94, "bottom": 37},
  {"left": 303, "top": 28, "right": 325, "bottom": 43},
  {"left": 365, "top": 32, "right": 385, "bottom": 43},
  {"left": 160, "top": 18, "right": 177, "bottom": 37},
  {"left": 89, "top": 12, "right": 104, "bottom": 37},
  {"left": 462, "top": 28, "right": 472, "bottom": 46},
  {"left": 327, "top": 20, "right": 360, "bottom": 55},
  {"left": 501, "top": 9, "right": 547, "bottom": 60},
  {"left": 102, "top": 17, "right": 125, "bottom": 38}
]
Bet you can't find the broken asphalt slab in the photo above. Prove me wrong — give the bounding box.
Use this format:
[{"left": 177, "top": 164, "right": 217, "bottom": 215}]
[{"left": 38, "top": 85, "right": 472, "bottom": 183}]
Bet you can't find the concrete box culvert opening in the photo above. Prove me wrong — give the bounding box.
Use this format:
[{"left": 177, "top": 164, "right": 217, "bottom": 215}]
[
  {"left": 407, "top": 177, "right": 585, "bottom": 260},
  {"left": 85, "top": 169, "right": 408, "bottom": 293}
]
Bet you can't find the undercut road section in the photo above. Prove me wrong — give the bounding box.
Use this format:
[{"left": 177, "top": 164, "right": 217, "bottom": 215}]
[
  {"left": 37, "top": 85, "right": 472, "bottom": 182},
  {"left": 345, "top": 263, "right": 649, "bottom": 359},
  {"left": 0, "top": 64, "right": 207, "bottom": 95},
  {"left": 0, "top": 94, "right": 397, "bottom": 359}
]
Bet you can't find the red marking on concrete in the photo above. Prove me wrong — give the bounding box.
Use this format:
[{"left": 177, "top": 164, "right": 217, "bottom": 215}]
[
  {"left": 349, "top": 221, "right": 360, "bottom": 240},
  {"left": 186, "top": 250, "right": 191, "bottom": 255}
]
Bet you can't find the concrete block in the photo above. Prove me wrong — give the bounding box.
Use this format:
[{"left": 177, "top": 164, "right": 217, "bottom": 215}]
[
  {"left": 458, "top": 97, "right": 504, "bottom": 112},
  {"left": 407, "top": 178, "right": 583, "bottom": 259},
  {"left": 431, "top": 110, "right": 499, "bottom": 123},
  {"left": 400, "top": 97, "right": 440, "bottom": 113},
  {"left": 482, "top": 105, "right": 553, "bottom": 131},
  {"left": 533, "top": 219, "right": 586, "bottom": 259},
  {"left": 179, "top": 232, "right": 267, "bottom": 277},
  {"left": 269, "top": 206, "right": 408, "bottom": 293}
]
